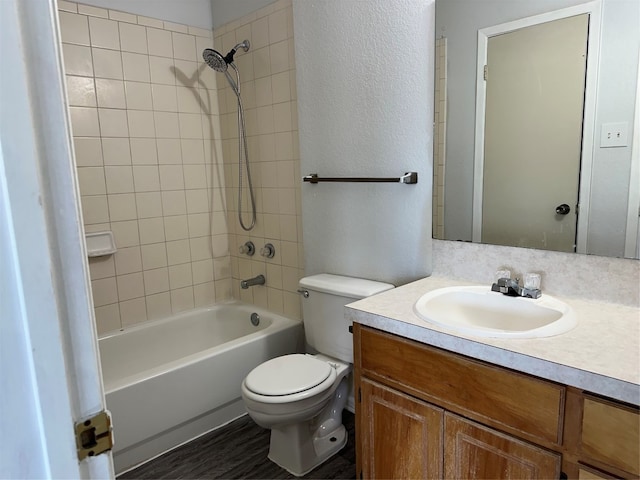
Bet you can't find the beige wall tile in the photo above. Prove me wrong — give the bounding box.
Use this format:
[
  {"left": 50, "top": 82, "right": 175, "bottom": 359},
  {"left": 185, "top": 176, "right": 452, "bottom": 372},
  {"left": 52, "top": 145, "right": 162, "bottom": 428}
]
[
  {"left": 78, "top": 4, "right": 108, "bottom": 18},
  {"left": 164, "top": 215, "right": 189, "bottom": 241},
  {"left": 136, "top": 191, "right": 163, "bottom": 218},
  {"left": 117, "top": 272, "right": 144, "bottom": 300},
  {"left": 70, "top": 106, "right": 100, "bottom": 137},
  {"left": 149, "top": 56, "right": 176, "bottom": 85},
  {"left": 77, "top": 166, "right": 106, "bottom": 196},
  {"left": 108, "top": 10, "right": 137, "bottom": 24},
  {"left": 92, "top": 47, "right": 123, "bottom": 79},
  {"left": 114, "top": 246, "right": 142, "bottom": 275},
  {"left": 105, "top": 166, "right": 134, "bottom": 194},
  {"left": 80, "top": 195, "right": 109, "bottom": 224},
  {"left": 172, "top": 32, "right": 197, "bottom": 61},
  {"left": 146, "top": 292, "right": 172, "bottom": 319},
  {"left": 88, "top": 255, "right": 115, "bottom": 280},
  {"left": 57, "top": 1, "right": 78, "bottom": 13},
  {"left": 159, "top": 165, "right": 185, "bottom": 190},
  {"left": 139, "top": 217, "right": 165, "bottom": 245},
  {"left": 132, "top": 165, "right": 161, "bottom": 192},
  {"left": 194, "top": 282, "right": 215, "bottom": 307},
  {"left": 102, "top": 137, "right": 131, "bottom": 165},
  {"left": 171, "top": 286, "right": 194, "bottom": 313},
  {"left": 141, "top": 242, "right": 167, "bottom": 269},
  {"left": 89, "top": 17, "right": 120, "bottom": 50},
  {"left": 125, "top": 81, "right": 153, "bottom": 110},
  {"left": 92, "top": 277, "right": 119, "bottom": 306},
  {"left": 98, "top": 108, "right": 129, "bottom": 137},
  {"left": 108, "top": 193, "right": 137, "bottom": 221},
  {"left": 168, "top": 262, "right": 192, "bottom": 288},
  {"left": 62, "top": 44, "right": 94, "bottom": 76},
  {"left": 128, "top": 110, "right": 156, "bottom": 138},
  {"left": 66, "top": 75, "right": 97, "bottom": 107},
  {"left": 157, "top": 138, "right": 182, "bottom": 164},
  {"left": 154, "top": 112, "right": 180, "bottom": 138},
  {"left": 161, "top": 190, "right": 187, "bottom": 215},
  {"left": 119, "top": 22, "right": 148, "bottom": 54},
  {"left": 192, "top": 259, "right": 214, "bottom": 284},
  {"left": 147, "top": 28, "right": 173, "bottom": 58},
  {"left": 167, "top": 239, "right": 191, "bottom": 265},
  {"left": 60, "top": 12, "right": 90, "bottom": 45},
  {"left": 151, "top": 84, "right": 178, "bottom": 112},
  {"left": 122, "top": 52, "right": 151, "bottom": 82},
  {"left": 137, "top": 15, "right": 163, "bottom": 29},
  {"left": 95, "top": 78, "right": 126, "bottom": 108},
  {"left": 95, "top": 303, "right": 121, "bottom": 334},
  {"left": 111, "top": 220, "right": 139, "bottom": 247},
  {"left": 130, "top": 138, "right": 157, "bottom": 165},
  {"left": 143, "top": 267, "right": 170, "bottom": 295},
  {"left": 119, "top": 297, "right": 147, "bottom": 326}
]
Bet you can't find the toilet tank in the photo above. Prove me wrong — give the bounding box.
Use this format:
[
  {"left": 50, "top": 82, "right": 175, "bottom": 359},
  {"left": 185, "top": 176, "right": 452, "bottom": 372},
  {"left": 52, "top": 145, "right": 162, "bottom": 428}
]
[{"left": 299, "top": 274, "right": 394, "bottom": 363}]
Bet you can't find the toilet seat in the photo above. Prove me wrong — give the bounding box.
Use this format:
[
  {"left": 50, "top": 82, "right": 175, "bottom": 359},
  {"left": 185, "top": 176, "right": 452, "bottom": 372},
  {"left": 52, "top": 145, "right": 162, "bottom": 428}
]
[{"left": 245, "top": 354, "right": 333, "bottom": 396}]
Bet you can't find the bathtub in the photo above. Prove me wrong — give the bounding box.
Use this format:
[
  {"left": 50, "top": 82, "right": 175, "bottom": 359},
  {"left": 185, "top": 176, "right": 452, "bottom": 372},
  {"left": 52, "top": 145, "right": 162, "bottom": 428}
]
[{"left": 99, "top": 302, "right": 303, "bottom": 473}]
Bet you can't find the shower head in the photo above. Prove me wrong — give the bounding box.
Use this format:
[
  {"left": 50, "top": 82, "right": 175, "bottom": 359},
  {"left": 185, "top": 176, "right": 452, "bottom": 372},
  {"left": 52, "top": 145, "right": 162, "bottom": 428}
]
[
  {"left": 202, "top": 40, "right": 250, "bottom": 73},
  {"left": 203, "top": 48, "right": 227, "bottom": 72}
]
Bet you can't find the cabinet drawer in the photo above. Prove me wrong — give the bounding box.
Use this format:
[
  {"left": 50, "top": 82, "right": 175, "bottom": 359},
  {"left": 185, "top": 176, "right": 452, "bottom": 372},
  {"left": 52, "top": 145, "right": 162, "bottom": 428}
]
[
  {"left": 581, "top": 397, "right": 639, "bottom": 476},
  {"left": 358, "top": 326, "right": 565, "bottom": 445}
]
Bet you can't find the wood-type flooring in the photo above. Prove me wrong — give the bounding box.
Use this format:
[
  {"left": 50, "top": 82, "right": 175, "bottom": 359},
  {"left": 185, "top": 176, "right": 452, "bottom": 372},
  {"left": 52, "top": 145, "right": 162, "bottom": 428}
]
[{"left": 118, "top": 411, "right": 355, "bottom": 480}]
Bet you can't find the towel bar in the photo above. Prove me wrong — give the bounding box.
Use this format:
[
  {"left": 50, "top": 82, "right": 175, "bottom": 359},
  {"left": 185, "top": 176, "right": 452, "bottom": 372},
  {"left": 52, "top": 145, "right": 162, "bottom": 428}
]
[{"left": 303, "top": 172, "right": 418, "bottom": 184}]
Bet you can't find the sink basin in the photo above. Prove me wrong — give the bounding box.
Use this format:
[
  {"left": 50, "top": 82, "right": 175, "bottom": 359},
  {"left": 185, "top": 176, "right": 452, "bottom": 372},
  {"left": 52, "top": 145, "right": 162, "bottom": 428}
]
[{"left": 413, "top": 286, "right": 577, "bottom": 339}]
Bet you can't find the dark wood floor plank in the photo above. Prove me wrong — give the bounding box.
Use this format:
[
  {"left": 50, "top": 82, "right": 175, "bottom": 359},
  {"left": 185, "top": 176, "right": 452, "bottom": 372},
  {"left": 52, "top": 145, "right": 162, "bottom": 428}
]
[{"left": 118, "top": 412, "right": 355, "bottom": 480}]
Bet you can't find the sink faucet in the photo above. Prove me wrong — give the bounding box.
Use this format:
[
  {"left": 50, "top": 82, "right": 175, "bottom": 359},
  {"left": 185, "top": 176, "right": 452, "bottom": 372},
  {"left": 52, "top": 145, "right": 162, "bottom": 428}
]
[
  {"left": 240, "top": 274, "right": 265, "bottom": 289},
  {"left": 491, "top": 277, "right": 541, "bottom": 299}
]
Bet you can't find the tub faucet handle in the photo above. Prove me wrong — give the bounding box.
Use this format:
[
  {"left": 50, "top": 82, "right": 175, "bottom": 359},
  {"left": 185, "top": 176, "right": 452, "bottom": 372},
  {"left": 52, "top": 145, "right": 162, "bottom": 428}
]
[{"left": 239, "top": 241, "right": 255, "bottom": 256}]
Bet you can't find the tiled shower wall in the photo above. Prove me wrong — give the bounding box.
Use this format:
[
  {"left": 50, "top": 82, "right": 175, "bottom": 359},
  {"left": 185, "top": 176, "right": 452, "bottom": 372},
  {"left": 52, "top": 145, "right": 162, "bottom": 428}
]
[
  {"left": 433, "top": 37, "right": 447, "bottom": 239},
  {"left": 58, "top": 1, "right": 233, "bottom": 335},
  {"left": 215, "top": 0, "right": 305, "bottom": 320}
]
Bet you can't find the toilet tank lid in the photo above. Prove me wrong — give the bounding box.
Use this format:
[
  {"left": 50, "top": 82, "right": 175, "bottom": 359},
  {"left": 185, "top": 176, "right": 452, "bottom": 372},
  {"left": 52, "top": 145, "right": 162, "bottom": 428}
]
[{"left": 299, "top": 274, "right": 395, "bottom": 299}]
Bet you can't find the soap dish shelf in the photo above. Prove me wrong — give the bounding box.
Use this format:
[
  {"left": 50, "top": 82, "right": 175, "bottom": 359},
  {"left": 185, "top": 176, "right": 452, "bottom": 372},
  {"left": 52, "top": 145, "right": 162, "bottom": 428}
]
[{"left": 85, "top": 231, "right": 117, "bottom": 257}]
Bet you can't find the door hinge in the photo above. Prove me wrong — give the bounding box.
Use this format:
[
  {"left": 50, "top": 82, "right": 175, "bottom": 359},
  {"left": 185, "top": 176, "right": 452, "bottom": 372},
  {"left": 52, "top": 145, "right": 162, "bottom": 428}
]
[
  {"left": 483, "top": 64, "right": 488, "bottom": 81},
  {"left": 358, "top": 387, "right": 362, "bottom": 403},
  {"left": 75, "top": 410, "right": 113, "bottom": 461}
]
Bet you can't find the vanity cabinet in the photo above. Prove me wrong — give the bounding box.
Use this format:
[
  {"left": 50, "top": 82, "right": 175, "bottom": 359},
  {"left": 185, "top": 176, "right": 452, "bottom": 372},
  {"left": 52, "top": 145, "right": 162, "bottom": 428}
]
[{"left": 353, "top": 324, "right": 640, "bottom": 480}]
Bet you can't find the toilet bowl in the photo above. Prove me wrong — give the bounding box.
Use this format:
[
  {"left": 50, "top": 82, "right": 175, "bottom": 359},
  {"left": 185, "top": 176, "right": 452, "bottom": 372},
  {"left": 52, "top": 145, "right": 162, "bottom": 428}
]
[
  {"left": 241, "top": 353, "right": 351, "bottom": 476},
  {"left": 240, "top": 274, "right": 395, "bottom": 476}
]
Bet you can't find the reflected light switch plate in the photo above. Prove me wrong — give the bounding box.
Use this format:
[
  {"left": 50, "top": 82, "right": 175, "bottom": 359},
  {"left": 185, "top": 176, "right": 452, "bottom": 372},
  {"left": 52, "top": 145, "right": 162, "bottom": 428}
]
[{"left": 600, "top": 122, "right": 628, "bottom": 148}]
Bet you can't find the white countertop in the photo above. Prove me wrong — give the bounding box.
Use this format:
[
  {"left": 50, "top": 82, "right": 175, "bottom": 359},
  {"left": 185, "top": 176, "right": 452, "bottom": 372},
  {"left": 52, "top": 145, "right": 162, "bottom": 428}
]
[{"left": 346, "top": 276, "right": 640, "bottom": 405}]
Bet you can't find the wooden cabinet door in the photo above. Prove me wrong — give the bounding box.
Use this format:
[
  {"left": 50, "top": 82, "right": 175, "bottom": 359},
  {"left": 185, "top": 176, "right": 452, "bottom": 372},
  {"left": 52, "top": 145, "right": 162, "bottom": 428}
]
[
  {"left": 445, "top": 413, "right": 561, "bottom": 480},
  {"left": 360, "top": 378, "right": 444, "bottom": 479}
]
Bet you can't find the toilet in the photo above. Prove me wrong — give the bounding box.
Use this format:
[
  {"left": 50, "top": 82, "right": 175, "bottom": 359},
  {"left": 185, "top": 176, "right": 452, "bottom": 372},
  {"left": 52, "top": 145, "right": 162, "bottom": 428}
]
[{"left": 241, "top": 273, "right": 394, "bottom": 476}]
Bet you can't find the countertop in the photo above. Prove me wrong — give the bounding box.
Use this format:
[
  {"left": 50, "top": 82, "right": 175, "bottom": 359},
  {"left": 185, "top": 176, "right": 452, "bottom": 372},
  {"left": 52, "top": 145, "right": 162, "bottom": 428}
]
[{"left": 346, "top": 276, "right": 640, "bottom": 405}]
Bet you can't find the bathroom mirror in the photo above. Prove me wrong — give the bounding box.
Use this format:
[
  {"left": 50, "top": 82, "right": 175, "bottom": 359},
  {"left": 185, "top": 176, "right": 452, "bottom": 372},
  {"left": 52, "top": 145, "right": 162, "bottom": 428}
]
[{"left": 433, "top": 0, "right": 640, "bottom": 258}]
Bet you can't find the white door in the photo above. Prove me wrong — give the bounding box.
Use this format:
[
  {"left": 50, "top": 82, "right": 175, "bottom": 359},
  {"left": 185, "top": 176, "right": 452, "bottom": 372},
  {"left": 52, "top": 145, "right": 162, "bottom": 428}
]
[
  {"left": 1, "top": 0, "right": 114, "bottom": 477},
  {"left": 481, "top": 14, "right": 589, "bottom": 252}
]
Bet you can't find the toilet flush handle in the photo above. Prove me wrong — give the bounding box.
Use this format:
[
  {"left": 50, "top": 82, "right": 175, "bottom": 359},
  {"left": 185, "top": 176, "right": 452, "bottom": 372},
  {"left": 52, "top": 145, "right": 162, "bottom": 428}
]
[{"left": 297, "top": 288, "right": 309, "bottom": 298}]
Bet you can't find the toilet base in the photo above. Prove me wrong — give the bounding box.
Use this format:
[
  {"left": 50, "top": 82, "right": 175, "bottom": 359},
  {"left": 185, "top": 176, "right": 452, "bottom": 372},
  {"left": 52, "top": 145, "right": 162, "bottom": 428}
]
[
  {"left": 268, "top": 423, "right": 347, "bottom": 477},
  {"left": 267, "top": 378, "right": 349, "bottom": 477}
]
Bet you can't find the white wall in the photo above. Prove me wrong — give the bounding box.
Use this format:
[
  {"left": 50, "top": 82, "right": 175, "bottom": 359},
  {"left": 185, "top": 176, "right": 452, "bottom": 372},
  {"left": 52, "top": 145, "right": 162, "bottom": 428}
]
[
  {"left": 210, "top": 0, "right": 275, "bottom": 28},
  {"left": 77, "top": 0, "right": 214, "bottom": 29},
  {"left": 293, "top": 0, "right": 435, "bottom": 286},
  {"left": 438, "top": 0, "right": 640, "bottom": 257}
]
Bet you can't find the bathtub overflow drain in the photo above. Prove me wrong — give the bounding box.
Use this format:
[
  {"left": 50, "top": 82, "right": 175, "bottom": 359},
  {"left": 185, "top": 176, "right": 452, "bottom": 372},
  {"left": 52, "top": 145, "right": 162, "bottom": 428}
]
[{"left": 250, "top": 312, "right": 260, "bottom": 326}]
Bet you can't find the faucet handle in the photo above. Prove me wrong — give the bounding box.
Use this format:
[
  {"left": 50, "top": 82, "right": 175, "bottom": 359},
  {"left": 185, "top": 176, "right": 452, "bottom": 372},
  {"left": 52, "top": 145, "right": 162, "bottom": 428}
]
[
  {"left": 524, "top": 272, "right": 541, "bottom": 290},
  {"left": 494, "top": 269, "right": 511, "bottom": 282}
]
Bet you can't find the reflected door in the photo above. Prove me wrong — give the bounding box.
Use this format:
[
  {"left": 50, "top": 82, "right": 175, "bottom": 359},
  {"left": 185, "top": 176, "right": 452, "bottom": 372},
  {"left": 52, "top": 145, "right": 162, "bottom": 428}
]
[{"left": 482, "top": 14, "right": 588, "bottom": 252}]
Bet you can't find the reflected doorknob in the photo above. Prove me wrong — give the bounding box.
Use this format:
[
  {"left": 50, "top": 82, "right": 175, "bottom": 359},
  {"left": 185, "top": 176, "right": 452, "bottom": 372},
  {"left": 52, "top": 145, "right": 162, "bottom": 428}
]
[{"left": 555, "top": 204, "right": 571, "bottom": 215}]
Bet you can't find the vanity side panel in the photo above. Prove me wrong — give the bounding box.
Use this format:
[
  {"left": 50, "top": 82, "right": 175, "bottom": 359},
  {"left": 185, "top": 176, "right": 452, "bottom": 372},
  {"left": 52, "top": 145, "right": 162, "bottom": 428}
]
[{"left": 359, "top": 326, "right": 565, "bottom": 445}]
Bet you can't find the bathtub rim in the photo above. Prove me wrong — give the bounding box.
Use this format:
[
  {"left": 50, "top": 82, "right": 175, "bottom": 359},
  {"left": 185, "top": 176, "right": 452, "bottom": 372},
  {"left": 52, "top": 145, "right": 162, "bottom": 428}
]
[{"left": 99, "top": 301, "right": 302, "bottom": 394}]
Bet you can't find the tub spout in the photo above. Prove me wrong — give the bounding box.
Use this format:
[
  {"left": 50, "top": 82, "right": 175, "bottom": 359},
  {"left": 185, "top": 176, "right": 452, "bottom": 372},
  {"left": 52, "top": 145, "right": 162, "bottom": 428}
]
[{"left": 241, "top": 274, "right": 265, "bottom": 289}]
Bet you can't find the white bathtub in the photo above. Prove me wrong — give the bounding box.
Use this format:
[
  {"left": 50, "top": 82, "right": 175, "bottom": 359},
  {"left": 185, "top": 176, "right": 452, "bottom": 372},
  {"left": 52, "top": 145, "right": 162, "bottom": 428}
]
[{"left": 99, "top": 302, "right": 303, "bottom": 473}]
